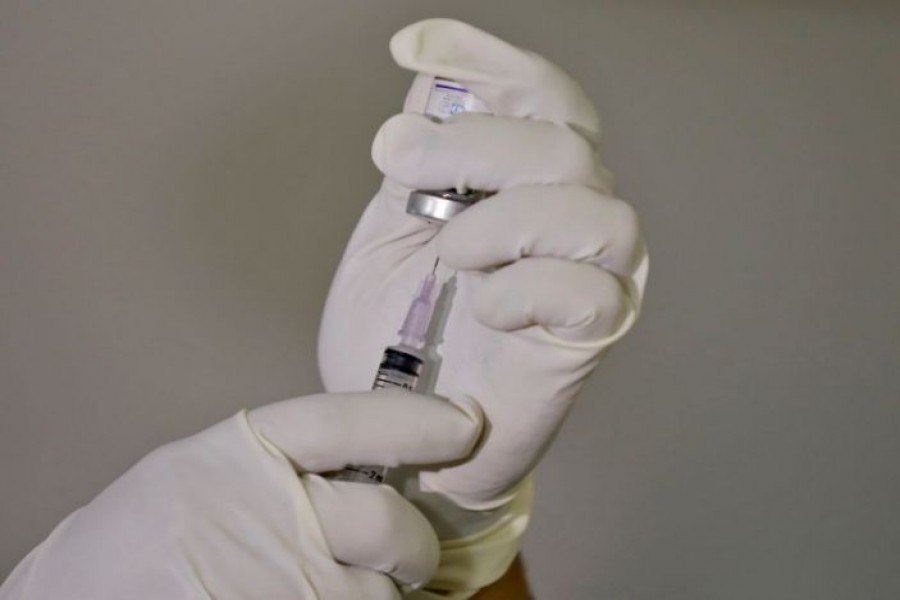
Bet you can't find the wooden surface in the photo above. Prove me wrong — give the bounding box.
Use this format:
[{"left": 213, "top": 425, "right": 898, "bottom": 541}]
[{"left": 471, "top": 556, "right": 532, "bottom": 600}]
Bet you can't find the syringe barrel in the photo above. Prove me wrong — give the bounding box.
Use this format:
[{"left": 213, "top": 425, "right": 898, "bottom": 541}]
[{"left": 329, "top": 346, "right": 424, "bottom": 484}]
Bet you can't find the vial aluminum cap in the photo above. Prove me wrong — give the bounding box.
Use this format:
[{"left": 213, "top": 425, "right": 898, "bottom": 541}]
[{"left": 406, "top": 189, "right": 486, "bottom": 224}]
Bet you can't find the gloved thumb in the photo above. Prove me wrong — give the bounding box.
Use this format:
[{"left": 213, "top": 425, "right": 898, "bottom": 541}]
[{"left": 248, "top": 391, "right": 483, "bottom": 474}]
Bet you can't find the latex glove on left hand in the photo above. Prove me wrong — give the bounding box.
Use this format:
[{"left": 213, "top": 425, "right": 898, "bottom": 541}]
[
  {"left": 321, "top": 18, "right": 647, "bottom": 510},
  {"left": 319, "top": 19, "right": 648, "bottom": 591},
  {"left": 0, "top": 391, "right": 481, "bottom": 600}
]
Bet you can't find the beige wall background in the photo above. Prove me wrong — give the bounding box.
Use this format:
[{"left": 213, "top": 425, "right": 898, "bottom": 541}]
[{"left": 2, "top": 1, "right": 898, "bottom": 598}]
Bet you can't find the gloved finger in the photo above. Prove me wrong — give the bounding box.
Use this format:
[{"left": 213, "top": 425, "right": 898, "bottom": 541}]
[
  {"left": 472, "top": 257, "right": 629, "bottom": 343},
  {"left": 305, "top": 476, "right": 439, "bottom": 589},
  {"left": 372, "top": 113, "right": 606, "bottom": 193},
  {"left": 247, "top": 391, "right": 482, "bottom": 473},
  {"left": 390, "top": 19, "right": 600, "bottom": 139},
  {"left": 437, "top": 184, "right": 641, "bottom": 278}
]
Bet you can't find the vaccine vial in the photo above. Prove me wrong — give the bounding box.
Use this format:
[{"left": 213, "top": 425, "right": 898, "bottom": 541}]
[
  {"left": 329, "top": 346, "right": 424, "bottom": 484},
  {"left": 406, "top": 77, "right": 492, "bottom": 224}
]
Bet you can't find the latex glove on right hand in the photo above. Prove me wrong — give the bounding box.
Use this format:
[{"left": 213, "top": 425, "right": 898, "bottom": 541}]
[
  {"left": 321, "top": 20, "right": 648, "bottom": 510},
  {"left": 0, "top": 391, "right": 481, "bottom": 600}
]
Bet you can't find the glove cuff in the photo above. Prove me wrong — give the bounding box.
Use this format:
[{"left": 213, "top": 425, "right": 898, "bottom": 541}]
[{"left": 422, "top": 476, "right": 534, "bottom": 598}]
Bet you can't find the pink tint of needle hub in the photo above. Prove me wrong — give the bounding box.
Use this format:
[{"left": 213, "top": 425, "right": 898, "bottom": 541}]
[{"left": 397, "top": 269, "right": 438, "bottom": 350}]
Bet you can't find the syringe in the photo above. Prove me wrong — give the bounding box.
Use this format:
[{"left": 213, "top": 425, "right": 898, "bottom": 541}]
[{"left": 330, "top": 262, "right": 439, "bottom": 484}]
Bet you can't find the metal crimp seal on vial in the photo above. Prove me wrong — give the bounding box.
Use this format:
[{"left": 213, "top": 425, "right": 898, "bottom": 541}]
[{"left": 406, "top": 189, "right": 491, "bottom": 224}]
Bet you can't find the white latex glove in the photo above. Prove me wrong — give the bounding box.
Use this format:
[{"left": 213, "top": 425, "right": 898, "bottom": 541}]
[
  {"left": 0, "top": 391, "right": 481, "bottom": 600},
  {"left": 320, "top": 19, "right": 648, "bottom": 510}
]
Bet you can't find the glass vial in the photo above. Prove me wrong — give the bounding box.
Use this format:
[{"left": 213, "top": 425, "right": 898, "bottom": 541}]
[{"left": 406, "top": 77, "right": 492, "bottom": 224}]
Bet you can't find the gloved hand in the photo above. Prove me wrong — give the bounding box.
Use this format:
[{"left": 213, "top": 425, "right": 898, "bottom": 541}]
[
  {"left": 320, "top": 19, "right": 648, "bottom": 510},
  {"left": 0, "top": 391, "right": 481, "bottom": 600}
]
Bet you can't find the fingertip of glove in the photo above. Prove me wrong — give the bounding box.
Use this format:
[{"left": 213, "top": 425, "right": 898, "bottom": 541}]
[
  {"left": 371, "top": 115, "right": 407, "bottom": 177},
  {"left": 390, "top": 19, "right": 478, "bottom": 73},
  {"left": 370, "top": 119, "right": 389, "bottom": 174},
  {"left": 446, "top": 394, "right": 484, "bottom": 453},
  {"left": 388, "top": 20, "right": 423, "bottom": 68},
  {"left": 371, "top": 114, "right": 438, "bottom": 185}
]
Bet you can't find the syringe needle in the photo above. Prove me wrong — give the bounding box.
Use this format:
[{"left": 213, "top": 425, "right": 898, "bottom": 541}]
[{"left": 431, "top": 257, "right": 439, "bottom": 274}]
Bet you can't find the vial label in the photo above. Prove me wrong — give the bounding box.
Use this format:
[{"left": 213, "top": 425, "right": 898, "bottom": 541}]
[{"left": 425, "top": 77, "right": 489, "bottom": 122}]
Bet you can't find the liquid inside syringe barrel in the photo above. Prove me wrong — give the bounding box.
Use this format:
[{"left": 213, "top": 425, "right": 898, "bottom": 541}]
[{"left": 329, "top": 346, "right": 424, "bottom": 484}]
